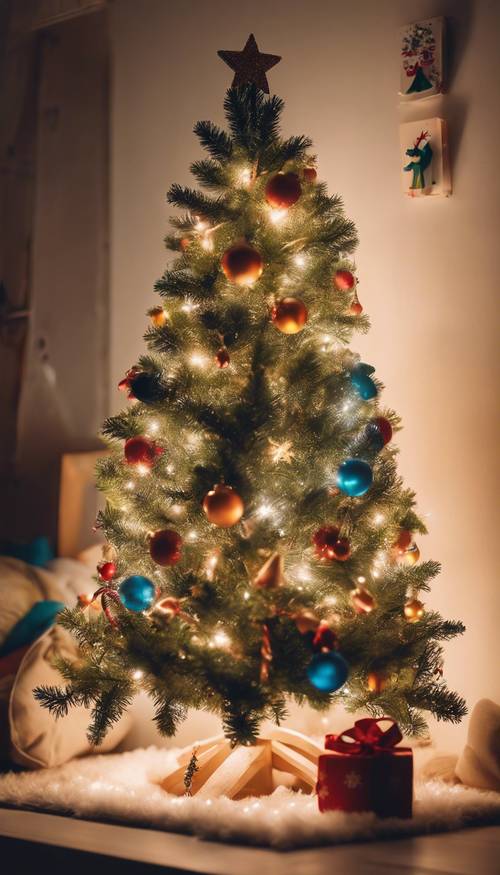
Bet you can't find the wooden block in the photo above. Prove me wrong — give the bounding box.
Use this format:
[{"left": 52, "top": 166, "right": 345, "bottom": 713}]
[
  {"left": 197, "top": 742, "right": 272, "bottom": 800},
  {"left": 271, "top": 740, "right": 317, "bottom": 788},
  {"left": 267, "top": 727, "right": 323, "bottom": 763}
]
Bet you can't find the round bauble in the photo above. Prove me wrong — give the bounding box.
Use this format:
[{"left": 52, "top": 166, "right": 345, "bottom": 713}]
[
  {"left": 98, "top": 561, "right": 116, "bottom": 582},
  {"left": 333, "top": 269, "right": 356, "bottom": 291},
  {"left": 119, "top": 575, "right": 156, "bottom": 612},
  {"left": 265, "top": 172, "right": 302, "bottom": 209},
  {"left": 124, "top": 436, "right": 160, "bottom": 467},
  {"left": 367, "top": 671, "right": 390, "bottom": 693},
  {"left": 312, "top": 525, "right": 340, "bottom": 559},
  {"left": 336, "top": 458, "right": 373, "bottom": 497},
  {"left": 307, "top": 650, "right": 349, "bottom": 693},
  {"left": 399, "top": 543, "right": 420, "bottom": 566},
  {"left": 351, "top": 362, "right": 378, "bottom": 400},
  {"left": 393, "top": 529, "right": 413, "bottom": 554},
  {"left": 271, "top": 297, "right": 308, "bottom": 334},
  {"left": 128, "top": 371, "right": 166, "bottom": 404},
  {"left": 149, "top": 307, "right": 168, "bottom": 328},
  {"left": 404, "top": 597, "right": 424, "bottom": 623},
  {"left": 215, "top": 347, "right": 230, "bottom": 369},
  {"left": 180, "top": 237, "right": 191, "bottom": 251},
  {"left": 303, "top": 166, "right": 317, "bottom": 183},
  {"left": 221, "top": 241, "right": 263, "bottom": 286},
  {"left": 203, "top": 484, "right": 244, "bottom": 527},
  {"left": 332, "top": 537, "right": 351, "bottom": 561},
  {"left": 149, "top": 529, "right": 182, "bottom": 566},
  {"left": 366, "top": 417, "right": 393, "bottom": 450}
]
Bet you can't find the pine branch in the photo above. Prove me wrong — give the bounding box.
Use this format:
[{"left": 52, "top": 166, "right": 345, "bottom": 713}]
[
  {"left": 33, "top": 684, "right": 84, "bottom": 719},
  {"left": 190, "top": 158, "right": 228, "bottom": 190},
  {"left": 87, "top": 683, "right": 133, "bottom": 746},
  {"left": 167, "top": 184, "right": 233, "bottom": 222},
  {"left": 193, "top": 120, "right": 233, "bottom": 161}
]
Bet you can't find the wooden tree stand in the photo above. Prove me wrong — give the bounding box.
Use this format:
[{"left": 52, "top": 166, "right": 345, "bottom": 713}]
[{"left": 160, "top": 728, "right": 323, "bottom": 799}]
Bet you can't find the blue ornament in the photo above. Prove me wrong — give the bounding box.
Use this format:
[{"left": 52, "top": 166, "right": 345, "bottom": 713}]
[
  {"left": 119, "top": 576, "right": 156, "bottom": 612},
  {"left": 307, "top": 651, "right": 349, "bottom": 693},
  {"left": 337, "top": 458, "right": 373, "bottom": 497},
  {"left": 350, "top": 362, "right": 378, "bottom": 400}
]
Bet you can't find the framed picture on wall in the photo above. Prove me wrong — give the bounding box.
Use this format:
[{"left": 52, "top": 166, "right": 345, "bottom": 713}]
[
  {"left": 399, "top": 17, "right": 445, "bottom": 101},
  {"left": 400, "top": 118, "right": 451, "bottom": 198}
]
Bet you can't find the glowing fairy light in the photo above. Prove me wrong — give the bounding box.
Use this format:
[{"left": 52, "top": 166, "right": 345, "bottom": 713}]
[
  {"left": 170, "top": 503, "right": 183, "bottom": 515},
  {"left": 201, "top": 235, "right": 214, "bottom": 252},
  {"left": 294, "top": 564, "right": 312, "bottom": 583},
  {"left": 136, "top": 464, "right": 150, "bottom": 476},
  {"left": 357, "top": 576, "right": 366, "bottom": 584},
  {"left": 132, "top": 669, "right": 144, "bottom": 681},
  {"left": 148, "top": 419, "right": 160, "bottom": 434},
  {"left": 239, "top": 166, "right": 252, "bottom": 186},
  {"left": 210, "top": 629, "right": 231, "bottom": 649},
  {"left": 194, "top": 217, "right": 207, "bottom": 232},
  {"left": 190, "top": 351, "right": 208, "bottom": 368},
  {"left": 125, "top": 480, "right": 135, "bottom": 490},
  {"left": 166, "top": 464, "right": 175, "bottom": 475},
  {"left": 205, "top": 550, "right": 220, "bottom": 581},
  {"left": 181, "top": 299, "right": 197, "bottom": 314},
  {"left": 373, "top": 512, "right": 385, "bottom": 526},
  {"left": 372, "top": 570, "right": 380, "bottom": 578},
  {"left": 294, "top": 253, "right": 306, "bottom": 267},
  {"left": 342, "top": 400, "right": 352, "bottom": 412},
  {"left": 187, "top": 529, "right": 198, "bottom": 541},
  {"left": 269, "top": 207, "right": 287, "bottom": 224},
  {"left": 257, "top": 501, "right": 273, "bottom": 519},
  {"left": 243, "top": 591, "right": 250, "bottom": 601}
]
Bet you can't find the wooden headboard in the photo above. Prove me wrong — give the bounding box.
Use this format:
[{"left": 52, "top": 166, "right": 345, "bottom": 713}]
[{"left": 58, "top": 451, "right": 108, "bottom": 557}]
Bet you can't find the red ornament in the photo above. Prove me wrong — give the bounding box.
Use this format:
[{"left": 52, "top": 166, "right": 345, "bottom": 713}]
[
  {"left": 221, "top": 241, "right": 263, "bottom": 286},
  {"left": 149, "top": 529, "right": 183, "bottom": 566},
  {"left": 203, "top": 484, "right": 244, "bottom": 527},
  {"left": 313, "top": 526, "right": 351, "bottom": 561},
  {"left": 124, "top": 436, "right": 161, "bottom": 467},
  {"left": 271, "top": 297, "right": 308, "bottom": 334},
  {"left": 332, "top": 538, "right": 352, "bottom": 561},
  {"left": 312, "top": 622, "right": 337, "bottom": 652},
  {"left": 333, "top": 269, "right": 356, "bottom": 291},
  {"left": 393, "top": 528, "right": 412, "bottom": 555},
  {"left": 215, "top": 347, "right": 230, "bottom": 369},
  {"left": 118, "top": 367, "right": 139, "bottom": 397},
  {"left": 265, "top": 172, "right": 302, "bottom": 208},
  {"left": 98, "top": 561, "right": 116, "bottom": 582},
  {"left": 350, "top": 299, "right": 363, "bottom": 315},
  {"left": 180, "top": 237, "right": 190, "bottom": 251},
  {"left": 303, "top": 166, "right": 317, "bottom": 183},
  {"left": 156, "top": 596, "right": 181, "bottom": 617},
  {"left": 372, "top": 416, "right": 392, "bottom": 445}
]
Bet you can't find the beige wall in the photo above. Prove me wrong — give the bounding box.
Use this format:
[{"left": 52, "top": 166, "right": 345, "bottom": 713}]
[{"left": 110, "top": 0, "right": 500, "bottom": 751}]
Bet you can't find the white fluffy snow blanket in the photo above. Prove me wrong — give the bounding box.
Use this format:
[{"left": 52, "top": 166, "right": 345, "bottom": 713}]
[{"left": 1, "top": 747, "right": 499, "bottom": 849}]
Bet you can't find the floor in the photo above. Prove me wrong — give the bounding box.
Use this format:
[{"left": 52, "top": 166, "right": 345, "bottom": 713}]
[{"left": 0, "top": 808, "right": 499, "bottom": 874}]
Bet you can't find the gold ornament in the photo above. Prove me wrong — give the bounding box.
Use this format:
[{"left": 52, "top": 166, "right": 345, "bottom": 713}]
[
  {"left": 203, "top": 484, "right": 245, "bottom": 527},
  {"left": 254, "top": 552, "right": 284, "bottom": 589},
  {"left": 400, "top": 543, "right": 420, "bottom": 566},
  {"left": 268, "top": 438, "right": 295, "bottom": 464},
  {"left": 404, "top": 598, "right": 425, "bottom": 623},
  {"left": 367, "top": 671, "right": 390, "bottom": 693},
  {"left": 149, "top": 306, "right": 168, "bottom": 328},
  {"left": 350, "top": 585, "right": 377, "bottom": 614},
  {"left": 271, "top": 297, "right": 308, "bottom": 334}
]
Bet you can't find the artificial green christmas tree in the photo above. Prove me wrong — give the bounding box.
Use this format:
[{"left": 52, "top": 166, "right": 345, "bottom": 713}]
[{"left": 36, "top": 38, "right": 465, "bottom": 756}]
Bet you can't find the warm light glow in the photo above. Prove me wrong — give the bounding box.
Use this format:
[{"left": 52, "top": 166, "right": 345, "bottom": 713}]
[
  {"left": 190, "top": 351, "right": 208, "bottom": 368},
  {"left": 170, "top": 503, "right": 183, "bottom": 515},
  {"left": 136, "top": 464, "right": 150, "bottom": 476},
  {"left": 148, "top": 419, "right": 160, "bottom": 434},
  {"left": 166, "top": 464, "right": 175, "bottom": 475},
  {"left": 373, "top": 512, "right": 385, "bottom": 526},
  {"left": 210, "top": 629, "right": 231, "bottom": 649},
  {"left": 257, "top": 501, "right": 273, "bottom": 519},
  {"left": 187, "top": 529, "right": 198, "bottom": 541},
  {"left": 239, "top": 166, "right": 252, "bottom": 186},
  {"left": 269, "top": 207, "right": 287, "bottom": 224},
  {"left": 125, "top": 480, "right": 135, "bottom": 490},
  {"left": 195, "top": 218, "right": 207, "bottom": 232},
  {"left": 294, "top": 564, "right": 312, "bottom": 583},
  {"left": 132, "top": 669, "right": 144, "bottom": 681},
  {"left": 357, "top": 576, "right": 366, "bottom": 584},
  {"left": 181, "top": 299, "right": 198, "bottom": 314},
  {"left": 294, "top": 254, "right": 306, "bottom": 267},
  {"left": 201, "top": 235, "right": 214, "bottom": 252},
  {"left": 243, "top": 590, "right": 250, "bottom": 601}
]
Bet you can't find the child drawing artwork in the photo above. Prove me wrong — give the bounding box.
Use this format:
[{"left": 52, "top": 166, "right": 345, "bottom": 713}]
[
  {"left": 400, "top": 118, "right": 451, "bottom": 198},
  {"left": 404, "top": 130, "right": 433, "bottom": 191},
  {"left": 400, "top": 18, "right": 444, "bottom": 100}
]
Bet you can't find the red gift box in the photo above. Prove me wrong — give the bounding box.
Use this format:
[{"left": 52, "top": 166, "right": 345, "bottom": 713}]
[{"left": 316, "top": 717, "right": 413, "bottom": 818}]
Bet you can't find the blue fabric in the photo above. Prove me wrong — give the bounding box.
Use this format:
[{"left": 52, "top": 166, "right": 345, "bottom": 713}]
[
  {"left": 0, "top": 601, "right": 65, "bottom": 657},
  {"left": 3, "top": 536, "right": 54, "bottom": 567}
]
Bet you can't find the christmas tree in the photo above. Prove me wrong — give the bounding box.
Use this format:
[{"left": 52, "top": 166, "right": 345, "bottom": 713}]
[{"left": 36, "top": 38, "right": 466, "bottom": 748}]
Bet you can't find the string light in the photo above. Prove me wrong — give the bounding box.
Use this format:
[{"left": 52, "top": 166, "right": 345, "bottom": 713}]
[
  {"left": 136, "top": 464, "right": 151, "bottom": 477},
  {"left": 148, "top": 419, "right": 160, "bottom": 434},
  {"left": 194, "top": 217, "right": 207, "bottom": 232},
  {"left": 373, "top": 512, "right": 385, "bottom": 526},
  {"left": 201, "top": 235, "right": 214, "bottom": 252},
  {"left": 243, "top": 590, "right": 250, "bottom": 601},
  {"left": 166, "top": 464, "right": 175, "bottom": 475},
  {"left": 269, "top": 207, "right": 287, "bottom": 224},
  {"left": 181, "top": 299, "right": 197, "bottom": 314},
  {"left": 125, "top": 480, "right": 135, "bottom": 490},
  {"left": 186, "top": 529, "right": 198, "bottom": 541},
  {"left": 294, "top": 564, "right": 312, "bottom": 583},
  {"left": 357, "top": 575, "right": 366, "bottom": 584},
  {"left": 294, "top": 253, "right": 306, "bottom": 267},
  {"left": 256, "top": 501, "right": 273, "bottom": 519},
  {"left": 170, "top": 504, "right": 183, "bottom": 515},
  {"left": 210, "top": 629, "right": 231, "bottom": 649},
  {"left": 132, "top": 669, "right": 144, "bottom": 681},
  {"left": 190, "top": 351, "right": 208, "bottom": 368},
  {"left": 238, "top": 166, "right": 252, "bottom": 186}
]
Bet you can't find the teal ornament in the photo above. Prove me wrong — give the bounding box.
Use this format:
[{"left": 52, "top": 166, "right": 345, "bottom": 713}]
[
  {"left": 0, "top": 600, "right": 65, "bottom": 658},
  {"left": 337, "top": 458, "right": 373, "bottom": 497},
  {"left": 350, "top": 362, "right": 378, "bottom": 400},
  {"left": 307, "top": 651, "right": 349, "bottom": 693},
  {"left": 119, "top": 576, "right": 156, "bottom": 612}
]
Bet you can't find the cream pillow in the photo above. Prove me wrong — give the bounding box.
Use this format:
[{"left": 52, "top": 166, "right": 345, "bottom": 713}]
[{"left": 9, "top": 625, "right": 131, "bottom": 769}]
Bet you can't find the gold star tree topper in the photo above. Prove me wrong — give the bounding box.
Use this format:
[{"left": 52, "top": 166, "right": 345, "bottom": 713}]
[{"left": 218, "top": 34, "right": 281, "bottom": 94}]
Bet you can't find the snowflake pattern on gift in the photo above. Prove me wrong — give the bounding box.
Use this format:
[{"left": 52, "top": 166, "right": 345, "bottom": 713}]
[
  {"left": 318, "top": 784, "right": 331, "bottom": 800},
  {"left": 344, "top": 770, "right": 363, "bottom": 790}
]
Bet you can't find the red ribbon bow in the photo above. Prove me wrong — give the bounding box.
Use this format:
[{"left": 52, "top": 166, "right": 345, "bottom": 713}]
[{"left": 325, "top": 717, "right": 403, "bottom": 756}]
